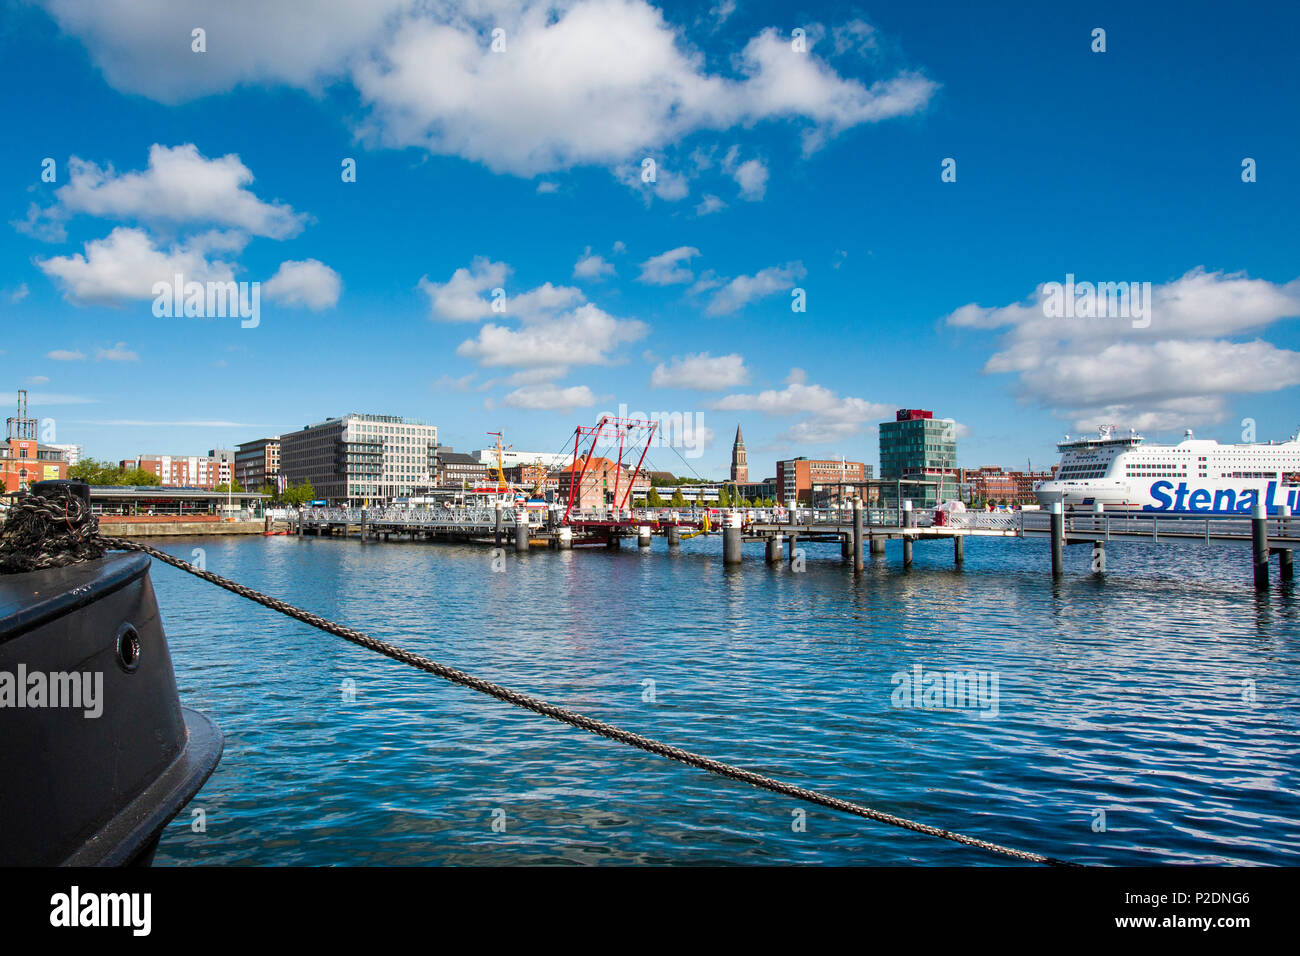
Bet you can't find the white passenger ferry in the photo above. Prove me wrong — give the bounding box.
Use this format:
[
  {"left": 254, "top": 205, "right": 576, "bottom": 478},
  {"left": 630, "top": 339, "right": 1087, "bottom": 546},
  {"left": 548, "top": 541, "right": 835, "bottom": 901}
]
[{"left": 1035, "top": 425, "right": 1300, "bottom": 514}]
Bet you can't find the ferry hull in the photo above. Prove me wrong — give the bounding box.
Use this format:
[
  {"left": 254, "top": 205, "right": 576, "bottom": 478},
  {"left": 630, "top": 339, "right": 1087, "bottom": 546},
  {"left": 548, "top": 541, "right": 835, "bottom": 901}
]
[{"left": 1037, "top": 478, "right": 1300, "bottom": 515}]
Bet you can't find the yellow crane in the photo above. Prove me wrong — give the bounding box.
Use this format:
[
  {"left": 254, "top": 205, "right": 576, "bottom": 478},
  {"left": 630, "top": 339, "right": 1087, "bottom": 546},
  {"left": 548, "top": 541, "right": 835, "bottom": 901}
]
[{"left": 486, "top": 431, "right": 509, "bottom": 494}]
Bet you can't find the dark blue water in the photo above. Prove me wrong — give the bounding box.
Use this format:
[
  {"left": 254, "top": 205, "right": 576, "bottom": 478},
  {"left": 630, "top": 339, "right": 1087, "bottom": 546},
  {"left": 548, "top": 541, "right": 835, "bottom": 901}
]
[{"left": 149, "top": 533, "right": 1300, "bottom": 865}]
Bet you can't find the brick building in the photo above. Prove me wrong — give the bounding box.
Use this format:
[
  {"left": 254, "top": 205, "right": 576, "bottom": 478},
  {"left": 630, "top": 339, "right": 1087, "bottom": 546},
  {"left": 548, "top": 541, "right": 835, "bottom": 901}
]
[
  {"left": 776, "top": 457, "right": 870, "bottom": 504},
  {"left": 960, "top": 466, "right": 1055, "bottom": 505},
  {"left": 234, "top": 437, "right": 281, "bottom": 491},
  {"left": 550, "top": 455, "right": 651, "bottom": 510},
  {"left": 2, "top": 392, "right": 67, "bottom": 492}
]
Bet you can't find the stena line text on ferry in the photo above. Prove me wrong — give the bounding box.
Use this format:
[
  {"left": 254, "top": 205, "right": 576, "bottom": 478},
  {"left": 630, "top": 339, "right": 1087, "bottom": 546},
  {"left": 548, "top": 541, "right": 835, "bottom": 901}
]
[
  {"left": 1144, "top": 479, "right": 1300, "bottom": 514},
  {"left": 1035, "top": 424, "right": 1300, "bottom": 514}
]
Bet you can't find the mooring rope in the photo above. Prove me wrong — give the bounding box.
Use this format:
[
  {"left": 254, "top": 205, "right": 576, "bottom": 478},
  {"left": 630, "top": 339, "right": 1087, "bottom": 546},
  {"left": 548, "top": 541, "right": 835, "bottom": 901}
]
[{"left": 2, "top": 489, "right": 1078, "bottom": 865}]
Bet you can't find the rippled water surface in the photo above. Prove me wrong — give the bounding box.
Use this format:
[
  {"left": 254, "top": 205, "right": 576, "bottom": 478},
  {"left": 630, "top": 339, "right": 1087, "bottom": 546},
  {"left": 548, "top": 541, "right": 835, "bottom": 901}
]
[{"left": 150, "top": 532, "right": 1300, "bottom": 865}]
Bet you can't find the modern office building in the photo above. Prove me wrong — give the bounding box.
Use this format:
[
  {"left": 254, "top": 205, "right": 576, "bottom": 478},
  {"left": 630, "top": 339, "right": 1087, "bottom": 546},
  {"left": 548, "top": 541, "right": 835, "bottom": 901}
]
[
  {"left": 279, "top": 413, "right": 438, "bottom": 505},
  {"left": 878, "top": 408, "right": 959, "bottom": 507},
  {"left": 776, "top": 457, "right": 870, "bottom": 504},
  {"left": 234, "top": 437, "right": 281, "bottom": 491}
]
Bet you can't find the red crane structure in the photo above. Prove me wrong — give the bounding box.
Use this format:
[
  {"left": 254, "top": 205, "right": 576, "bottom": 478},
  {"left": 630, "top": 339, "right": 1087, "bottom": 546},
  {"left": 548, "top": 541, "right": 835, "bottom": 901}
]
[{"left": 561, "top": 415, "right": 658, "bottom": 525}]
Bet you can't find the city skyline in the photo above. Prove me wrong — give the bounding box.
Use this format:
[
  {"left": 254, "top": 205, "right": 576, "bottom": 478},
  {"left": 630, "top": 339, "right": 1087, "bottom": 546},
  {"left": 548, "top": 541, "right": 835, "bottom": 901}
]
[{"left": 4, "top": 1, "right": 1300, "bottom": 478}]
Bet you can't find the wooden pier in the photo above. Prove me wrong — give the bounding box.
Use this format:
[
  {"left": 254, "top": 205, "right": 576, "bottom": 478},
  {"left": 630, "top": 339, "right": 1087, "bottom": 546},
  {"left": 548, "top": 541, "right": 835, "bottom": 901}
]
[{"left": 289, "top": 498, "right": 1300, "bottom": 590}]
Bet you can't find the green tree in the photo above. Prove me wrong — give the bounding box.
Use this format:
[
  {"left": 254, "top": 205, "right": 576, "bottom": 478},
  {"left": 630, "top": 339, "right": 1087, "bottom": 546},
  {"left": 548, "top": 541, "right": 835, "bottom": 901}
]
[
  {"left": 717, "top": 486, "right": 731, "bottom": 508},
  {"left": 213, "top": 480, "right": 245, "bottom": 493},
  {"left": 670, "top": 489, "right": 686, "bottom": 508},
  {"left": 282, "top": 481, "right": 316, "bottom": 507},
  {"left": 68, "top": 459, "right": 162, "bottom": 486},
  {"left": 646, "top": 488, "right": 664, "bottom": 508},
  {"left": 120, "top": 468, "right": 162, "bottom": 486}
]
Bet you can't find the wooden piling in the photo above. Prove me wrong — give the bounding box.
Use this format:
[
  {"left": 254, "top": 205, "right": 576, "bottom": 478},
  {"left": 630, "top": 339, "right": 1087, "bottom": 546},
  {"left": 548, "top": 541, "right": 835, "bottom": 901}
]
[
  {"left": 1252, "top": 501, "right": 1269, "bottom": 589},
  {"left": 852, "top": 498, "right": 864, "bottom": 571},
  {"left": 1280, "top": 505, "right": 1293, "bottom": 582},
  {"left": 954, "top": 534, "right": 964, "bottom": 565},
  {"left": 667, "top": 525, "right": 681, "bottom": 548},
  {"left": 902, "top": 501, "right": 914, "bottom": 568},
  {"left": 1050, "top": 501, "right": 1064, "bottom": 578}
]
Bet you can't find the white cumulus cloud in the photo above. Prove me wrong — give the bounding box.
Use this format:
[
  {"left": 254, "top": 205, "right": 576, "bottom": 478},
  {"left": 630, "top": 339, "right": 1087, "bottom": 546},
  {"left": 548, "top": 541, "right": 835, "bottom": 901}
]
[
  {"left": 650, "top": 352, "right": 750, "bottom": 389},
  {"left": 945, "top": 267, "right": 1300, "bottom": 430},
  {"left": 263, "top": 259, "right": 342, "bottom": 309}
]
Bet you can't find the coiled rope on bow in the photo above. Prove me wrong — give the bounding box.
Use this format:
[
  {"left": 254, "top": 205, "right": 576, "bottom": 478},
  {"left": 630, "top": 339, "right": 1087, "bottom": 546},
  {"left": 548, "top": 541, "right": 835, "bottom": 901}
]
[{"left": 1, "top": 486, "right": 1079, "bottom": 866}]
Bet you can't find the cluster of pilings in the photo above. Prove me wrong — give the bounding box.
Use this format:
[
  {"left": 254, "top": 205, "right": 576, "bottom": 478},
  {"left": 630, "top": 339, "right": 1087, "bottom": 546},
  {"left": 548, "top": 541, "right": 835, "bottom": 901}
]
[
  {"left": 1043, "top": 499, "right": 1296, "bottom": 590},
  {"left": 722, "top": 498, "right": 960, "bottom": 571}
]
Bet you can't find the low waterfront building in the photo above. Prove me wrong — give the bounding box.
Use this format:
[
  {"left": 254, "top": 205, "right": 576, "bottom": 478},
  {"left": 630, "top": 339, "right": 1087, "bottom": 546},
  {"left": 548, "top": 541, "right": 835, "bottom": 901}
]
[
  {"left": 87, "top": 485, "right": 266, "bottom": 516},
  {"left": 234, "top": 437, "right": 280, "bottom": 491},
  {"left": 733, "top": 478, "right": 777, "bottom": 501},
  {"left": 879, "top": 408, "right": 959, "bottom": 507},
  {"left": 776, "top": 457, "right": 870, "bottom": 504},
  {"left": 649, "top": 483, "right": 721, "bottom": 505},
  {"left": 279, "top": 413, "right": 438, "bottom": 505}
]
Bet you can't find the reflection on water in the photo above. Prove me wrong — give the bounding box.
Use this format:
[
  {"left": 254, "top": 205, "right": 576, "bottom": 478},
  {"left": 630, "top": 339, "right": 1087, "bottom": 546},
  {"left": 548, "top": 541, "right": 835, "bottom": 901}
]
[{"left": 152, "top": 533, "right": 1300, "bottom": 865}]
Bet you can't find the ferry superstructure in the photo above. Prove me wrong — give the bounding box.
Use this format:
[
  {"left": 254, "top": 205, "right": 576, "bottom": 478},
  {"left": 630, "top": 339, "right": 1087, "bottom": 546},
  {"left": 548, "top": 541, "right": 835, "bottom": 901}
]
[{"left": 1035, "top": 425, "right": 1300, "bottom": 514}]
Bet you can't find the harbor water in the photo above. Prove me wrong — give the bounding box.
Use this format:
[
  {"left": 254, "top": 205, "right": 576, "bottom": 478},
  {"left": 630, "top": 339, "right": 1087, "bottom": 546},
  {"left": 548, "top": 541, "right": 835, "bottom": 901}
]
[{"left": 151, "top": 533, "right": 1300, "bottom": 865}]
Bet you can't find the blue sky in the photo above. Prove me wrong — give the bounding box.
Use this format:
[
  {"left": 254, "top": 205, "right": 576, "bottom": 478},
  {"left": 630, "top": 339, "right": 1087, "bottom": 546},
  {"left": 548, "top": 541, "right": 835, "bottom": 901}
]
[{"left": 2, "top": 0, "right": 1298, "bottom": 479}]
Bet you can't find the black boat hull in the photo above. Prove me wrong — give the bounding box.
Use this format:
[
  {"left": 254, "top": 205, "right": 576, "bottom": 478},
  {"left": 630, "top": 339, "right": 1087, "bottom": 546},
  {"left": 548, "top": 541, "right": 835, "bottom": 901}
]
[{"left": 0, "top": 552, "right": 222, "bottom": 865}]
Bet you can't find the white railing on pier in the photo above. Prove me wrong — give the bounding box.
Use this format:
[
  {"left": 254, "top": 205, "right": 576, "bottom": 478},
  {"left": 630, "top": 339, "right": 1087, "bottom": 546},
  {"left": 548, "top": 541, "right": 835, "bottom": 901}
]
[{"left": 302, "top": 506, "right": 543, "bottom": 530}]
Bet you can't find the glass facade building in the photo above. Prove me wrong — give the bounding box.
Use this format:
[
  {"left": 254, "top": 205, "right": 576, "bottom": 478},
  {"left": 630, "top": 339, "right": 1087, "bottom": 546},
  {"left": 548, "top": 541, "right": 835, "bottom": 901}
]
[{"left": 878, "top": 409, "right": 958, "bottom": 507}]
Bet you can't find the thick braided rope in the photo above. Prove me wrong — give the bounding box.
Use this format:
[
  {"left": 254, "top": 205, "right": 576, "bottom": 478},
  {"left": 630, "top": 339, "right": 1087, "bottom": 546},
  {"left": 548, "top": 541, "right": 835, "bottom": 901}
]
[
  {"left": 101, "top": 533, "right": 1077, "bottom": 866},
  {"left": 0, "top": 493, "right": 104, "bottom": 572}
]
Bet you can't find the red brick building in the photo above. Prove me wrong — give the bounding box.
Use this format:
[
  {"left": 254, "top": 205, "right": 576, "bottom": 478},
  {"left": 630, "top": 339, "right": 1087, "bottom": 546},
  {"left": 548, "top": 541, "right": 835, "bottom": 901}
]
[
  {"left": 960, "top": 466, "right": 1056, "bottom": 505},
  {"left": 549, "top": 455, "right": 651, "bottom": 510},
  {"left": 776, "top": 457, "right": 869, "bottom": 504},
  {"left": 2, "top": 392, "right": 68, "bottom": 493}
]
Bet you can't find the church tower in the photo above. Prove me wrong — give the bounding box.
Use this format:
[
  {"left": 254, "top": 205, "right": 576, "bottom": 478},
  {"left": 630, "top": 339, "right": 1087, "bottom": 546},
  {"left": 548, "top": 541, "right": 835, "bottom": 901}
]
[{"left": 730, "top": 425, "right": 749, "bottom": 484}]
